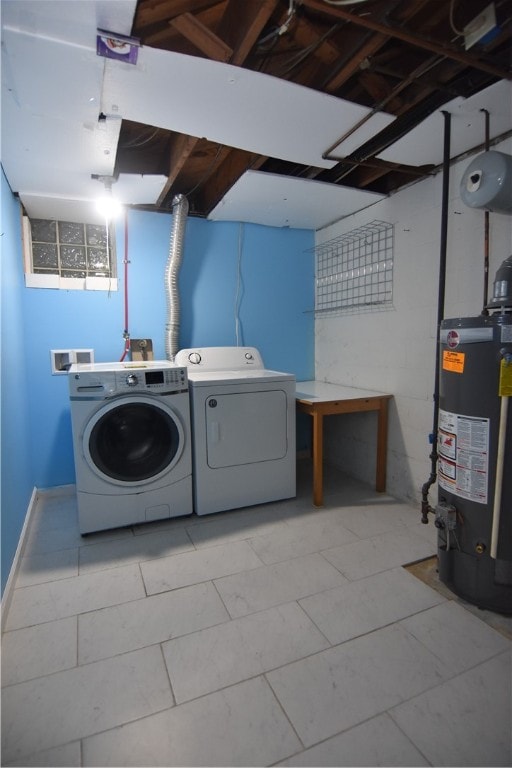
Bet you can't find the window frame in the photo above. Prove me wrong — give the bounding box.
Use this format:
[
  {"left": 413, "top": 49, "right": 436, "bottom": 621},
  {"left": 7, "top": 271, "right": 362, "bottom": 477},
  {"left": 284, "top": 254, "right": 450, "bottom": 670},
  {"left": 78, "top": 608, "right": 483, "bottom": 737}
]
[{"left": 22, "top": 215, "right": 118, "bottom": 291}]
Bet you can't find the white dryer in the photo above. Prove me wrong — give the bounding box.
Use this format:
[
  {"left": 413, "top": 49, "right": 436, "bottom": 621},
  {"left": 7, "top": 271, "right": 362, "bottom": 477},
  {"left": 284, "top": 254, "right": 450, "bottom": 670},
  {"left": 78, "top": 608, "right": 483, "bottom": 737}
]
[
  {"left": 68, "top": 361, "right": 192, "bottom": 534},
  {"left": 175, "top": 347, "right": 296, "bottom": 515}
]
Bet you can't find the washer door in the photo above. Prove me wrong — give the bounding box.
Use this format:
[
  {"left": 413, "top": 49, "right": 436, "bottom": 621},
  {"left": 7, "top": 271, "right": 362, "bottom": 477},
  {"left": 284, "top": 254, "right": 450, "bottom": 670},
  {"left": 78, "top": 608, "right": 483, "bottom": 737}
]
[{"left": 83, "top": 395, "right": 185, "bottom": 486}]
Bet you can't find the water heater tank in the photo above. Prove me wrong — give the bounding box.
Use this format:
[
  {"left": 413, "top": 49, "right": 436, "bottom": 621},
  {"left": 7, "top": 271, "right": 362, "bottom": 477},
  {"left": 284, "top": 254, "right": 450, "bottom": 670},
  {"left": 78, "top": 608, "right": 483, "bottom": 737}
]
[
  {"left": 460, "top": 151, "right": 512, "bottom": 214},
  {"left": 437, "top": 314, "right": 512, "bottom": 613}
]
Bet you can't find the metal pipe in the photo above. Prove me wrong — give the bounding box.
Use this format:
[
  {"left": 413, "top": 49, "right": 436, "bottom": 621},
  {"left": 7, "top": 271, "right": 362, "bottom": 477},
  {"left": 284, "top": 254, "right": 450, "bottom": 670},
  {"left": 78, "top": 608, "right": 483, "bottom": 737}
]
[
  {"left": 481, "top": 108, "right": 490, "bottom": 314},
  {"left": 421, "top": 110, "right": 451, "bottom": 523},
  {"left": 490, "top": 393, "right": 509, "bottom": 558},
  {"left": 323, "top": 52, "right": 443, "bottom": 162}
]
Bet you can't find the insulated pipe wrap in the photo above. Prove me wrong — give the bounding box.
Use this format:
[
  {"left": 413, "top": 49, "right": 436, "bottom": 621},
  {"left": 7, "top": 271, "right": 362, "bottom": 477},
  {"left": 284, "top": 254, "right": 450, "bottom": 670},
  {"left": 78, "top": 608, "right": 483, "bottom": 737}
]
[{"left": 165, "top": 194, "right": 189, "bottom": 361}]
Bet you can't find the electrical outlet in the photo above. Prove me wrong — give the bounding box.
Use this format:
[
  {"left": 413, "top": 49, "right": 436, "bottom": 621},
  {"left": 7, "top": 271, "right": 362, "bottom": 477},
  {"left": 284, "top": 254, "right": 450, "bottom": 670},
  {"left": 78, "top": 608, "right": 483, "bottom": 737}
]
[{"left": 464, "top": 3, "right": 497, "bottom": 50}]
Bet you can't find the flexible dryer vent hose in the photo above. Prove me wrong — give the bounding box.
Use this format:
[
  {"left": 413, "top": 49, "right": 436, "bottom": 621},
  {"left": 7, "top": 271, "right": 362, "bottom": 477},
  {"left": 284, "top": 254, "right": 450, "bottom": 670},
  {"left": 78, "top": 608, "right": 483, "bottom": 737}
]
[{"left": 165, "top": 194, "right": 189, "bottom": 361}]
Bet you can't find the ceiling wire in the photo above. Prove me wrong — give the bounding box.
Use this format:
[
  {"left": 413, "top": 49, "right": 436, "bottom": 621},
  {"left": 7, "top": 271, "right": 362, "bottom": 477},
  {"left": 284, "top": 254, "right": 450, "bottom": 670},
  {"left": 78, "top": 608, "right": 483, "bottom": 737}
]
[
  {"left": 257, "top": 0, "right": 297, "bottom": 48},
  {"left": 120, "top": 127, "right": 161, "bottom": 149},
  {"left": 275, "top": 21, "right": 344, "bottom": 77},
  {"left": 448, "top": 0, "right": 465, "bottom": 36}
]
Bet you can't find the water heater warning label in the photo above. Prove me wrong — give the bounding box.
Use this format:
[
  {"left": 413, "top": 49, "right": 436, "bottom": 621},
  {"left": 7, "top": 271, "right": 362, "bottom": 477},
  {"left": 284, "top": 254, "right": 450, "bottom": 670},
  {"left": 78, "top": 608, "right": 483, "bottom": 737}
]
[
  {"left": 438, "top": 409, "right": 489, "bottom": 504},
  {"left": 442, "top": 350, "right": 465, "bottom": 373}
]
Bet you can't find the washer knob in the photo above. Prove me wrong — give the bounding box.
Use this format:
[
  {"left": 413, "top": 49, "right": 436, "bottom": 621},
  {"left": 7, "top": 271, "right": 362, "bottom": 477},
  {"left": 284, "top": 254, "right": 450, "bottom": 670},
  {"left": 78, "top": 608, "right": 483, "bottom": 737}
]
[
  {"left": 189, "top": 352, "right": 201, "bottom": 364},
  {"left": 126, "top": 373, "right": 138, "bottom": 387},
  {"left": 245, "top": 352, "right": 253, "bottom": 360}
]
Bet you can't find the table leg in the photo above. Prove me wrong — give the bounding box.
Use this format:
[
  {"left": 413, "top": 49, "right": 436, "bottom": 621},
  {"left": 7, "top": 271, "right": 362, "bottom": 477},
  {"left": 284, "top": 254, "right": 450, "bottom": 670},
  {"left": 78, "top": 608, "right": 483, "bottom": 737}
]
[
  {"left": 376, "top": 398, "right": 389, "bottom": 492},
  {"left": 312, "top": 411, "right": 324, "bottom": 506}
]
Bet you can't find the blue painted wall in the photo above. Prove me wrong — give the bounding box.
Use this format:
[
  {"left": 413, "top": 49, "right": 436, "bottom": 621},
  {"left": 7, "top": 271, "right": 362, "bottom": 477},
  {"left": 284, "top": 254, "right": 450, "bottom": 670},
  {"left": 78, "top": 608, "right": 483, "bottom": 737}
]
[
  {"left": 1, "top": 170, "right": 34, "bottom": 592},
  {"left": 1, "top": 188, "right": 314, "bottom": 594}
]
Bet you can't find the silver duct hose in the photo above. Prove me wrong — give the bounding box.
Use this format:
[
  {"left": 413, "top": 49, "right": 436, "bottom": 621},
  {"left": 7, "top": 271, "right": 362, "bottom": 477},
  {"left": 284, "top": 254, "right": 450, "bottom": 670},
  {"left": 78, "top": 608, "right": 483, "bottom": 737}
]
[{"left": 165, "top": 194, "right": 189, "bottom": 361}]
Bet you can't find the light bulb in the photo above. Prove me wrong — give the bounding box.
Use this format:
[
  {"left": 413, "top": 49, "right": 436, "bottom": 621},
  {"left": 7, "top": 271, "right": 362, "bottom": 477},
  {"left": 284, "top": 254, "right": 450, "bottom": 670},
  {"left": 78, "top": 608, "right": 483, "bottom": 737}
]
[{"left": 96, "top": 194, "right": 123, "bottom": 219}]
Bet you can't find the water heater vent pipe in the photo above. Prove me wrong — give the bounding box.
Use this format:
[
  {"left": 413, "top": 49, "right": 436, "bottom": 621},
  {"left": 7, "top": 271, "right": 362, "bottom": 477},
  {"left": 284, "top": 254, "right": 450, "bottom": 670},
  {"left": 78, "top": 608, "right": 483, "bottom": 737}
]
[{"left": 165, "top": 194, "right": 189, "bottom": 361}]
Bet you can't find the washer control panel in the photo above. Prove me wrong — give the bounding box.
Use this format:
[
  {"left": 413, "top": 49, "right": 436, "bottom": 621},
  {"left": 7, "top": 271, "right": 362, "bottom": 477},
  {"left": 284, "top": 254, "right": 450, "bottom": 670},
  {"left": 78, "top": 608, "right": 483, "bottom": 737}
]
[{"left": 69, "top": 363, "right": 188, "bottom": 397}]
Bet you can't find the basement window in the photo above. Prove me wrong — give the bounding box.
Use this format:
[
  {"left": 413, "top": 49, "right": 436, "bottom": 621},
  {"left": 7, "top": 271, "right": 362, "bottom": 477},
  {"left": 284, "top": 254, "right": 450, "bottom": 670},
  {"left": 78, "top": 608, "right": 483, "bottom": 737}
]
[{"left": 22, "top": 216, "right": 117, "bottom": 291}]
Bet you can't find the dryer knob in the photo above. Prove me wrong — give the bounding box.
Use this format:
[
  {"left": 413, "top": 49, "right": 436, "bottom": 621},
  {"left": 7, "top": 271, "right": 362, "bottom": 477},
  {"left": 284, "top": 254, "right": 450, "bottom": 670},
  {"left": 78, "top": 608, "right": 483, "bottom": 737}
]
[
  {"left": 189, "top": 352, "right": 201, "bottom": 364},
  {"left": 126, "top": 373, "right": 139, "bottom": 387}
]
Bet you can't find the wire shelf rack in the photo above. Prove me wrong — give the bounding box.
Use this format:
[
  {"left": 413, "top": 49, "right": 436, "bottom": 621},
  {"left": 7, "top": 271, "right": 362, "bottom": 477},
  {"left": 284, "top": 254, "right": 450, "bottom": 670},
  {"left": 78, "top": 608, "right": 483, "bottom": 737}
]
[{"left": 312, "top": 220, "right": 394, "bottom": 315}]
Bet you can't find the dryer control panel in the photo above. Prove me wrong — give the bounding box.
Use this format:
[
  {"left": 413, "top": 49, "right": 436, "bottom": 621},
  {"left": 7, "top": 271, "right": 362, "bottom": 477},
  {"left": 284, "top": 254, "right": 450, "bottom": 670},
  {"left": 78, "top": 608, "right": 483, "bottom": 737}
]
[{"left": 176, "top": 346, "right": 264, "bottom": 371}]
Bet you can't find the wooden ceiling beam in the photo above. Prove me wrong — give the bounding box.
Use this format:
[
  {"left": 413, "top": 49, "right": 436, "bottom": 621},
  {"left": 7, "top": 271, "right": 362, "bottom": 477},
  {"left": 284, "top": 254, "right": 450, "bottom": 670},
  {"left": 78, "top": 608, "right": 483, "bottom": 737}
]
[
  {"left": 358, "top": 71, "right": 403, "bottom": 113},
  {"left": 135, "top": 0, "right": 220, "bottom": 29},
  {"left": 290, "top": 15, "right": 341, "bottom": 67},
  {"left": 169, "top": 11, "right": 233, "bottom": 60},
  {"left": 325, "top": 33, "right": 387, "bottom": 93},
  {"left": 157, "top": 133, "right": 200, "bottom": 206},
  {"left": 344, "top": 157, "right": 408, "bottom": 187},
  {"left": 197, "top": 148, "right": 262, "bottom": 214},
  {"left": 217, "top": 0, "right": 280, "bottom": 66},
  {"left": 323, "top": 0, "right": 437, "bottom": 93},
  {"left": 301, "top": 0, "right": 512, "bottom": 81}
]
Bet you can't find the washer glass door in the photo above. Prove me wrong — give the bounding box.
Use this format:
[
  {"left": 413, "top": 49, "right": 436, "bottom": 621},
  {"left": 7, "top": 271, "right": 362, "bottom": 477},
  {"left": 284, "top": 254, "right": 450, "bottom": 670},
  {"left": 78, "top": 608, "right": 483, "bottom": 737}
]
[{"left": 84, "top": 396, "right": 184, "bottom": 484}]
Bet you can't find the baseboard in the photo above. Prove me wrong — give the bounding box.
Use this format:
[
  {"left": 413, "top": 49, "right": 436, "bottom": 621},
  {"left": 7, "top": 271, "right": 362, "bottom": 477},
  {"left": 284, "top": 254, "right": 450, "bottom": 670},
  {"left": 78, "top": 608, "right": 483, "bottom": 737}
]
[
  {"left": 1, "top": 486, "right": 39, "bottom": 632},
  {"left": 38, "top": 483, "right": 76, "bottom": 497}
]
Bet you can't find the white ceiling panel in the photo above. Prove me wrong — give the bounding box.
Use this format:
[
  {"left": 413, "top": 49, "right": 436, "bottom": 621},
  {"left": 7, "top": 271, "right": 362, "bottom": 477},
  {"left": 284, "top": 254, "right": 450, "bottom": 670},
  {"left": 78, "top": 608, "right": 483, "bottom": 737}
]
[
  {"left": 2, "top": 1, "right": 394, "bottom": 229},
  {"left": 19, "top": 194, "right": 113, "bottom": 224},
  {"left": 208, "top": 171, "right": 385, "bottom": 229},
  {"left": 1, "top": 0, "right": 136, "bottom": 47},
  {"left": 1, "top": 0, "right": 136, "bottom": 219},
  {"left": 21, "top": 173, "right": 167, "bottom": 223},
  {"left": 103, "top": 46, "right": 395, "bottom": 171},
  {"left": 115, "top": 174, "right": 168, "bottom": 204},
  {"left": 1, "top": 106, "right": 120, "bottom": 197},
  {"left": 377, "top": 80, "right": 512, "bottom": 167},
  {"left": 1, "top": 27, "right": 105, "bottom": 122}
]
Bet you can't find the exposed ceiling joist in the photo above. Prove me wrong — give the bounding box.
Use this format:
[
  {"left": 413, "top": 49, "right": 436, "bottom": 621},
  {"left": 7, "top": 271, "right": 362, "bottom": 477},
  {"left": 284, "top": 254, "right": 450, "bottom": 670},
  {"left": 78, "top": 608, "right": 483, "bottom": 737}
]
[
  {"left": 157, "top": 133, "right": 200, "bottom": 206},
  {"left": 120, "top": 0, "right": 511, "bottom": 220},
  {"left": 3, "top": 0, "right": 511, "bottom": 230},
  {"left": 301, "top": 0, "right": 512, "bottom": 81},
  {"left": 169, "top": 12, "right": 233, "bottom": 60},
  {"left": 218, "top": 0, "right": 279, "bottom": 66}
]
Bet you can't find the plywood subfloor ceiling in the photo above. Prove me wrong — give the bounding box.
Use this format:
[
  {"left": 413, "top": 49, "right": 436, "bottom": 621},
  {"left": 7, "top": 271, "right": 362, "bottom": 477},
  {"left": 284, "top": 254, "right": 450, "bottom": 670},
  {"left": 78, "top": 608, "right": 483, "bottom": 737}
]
[{"left": 2, "top": 0, "right": 511, "bottom": 229}]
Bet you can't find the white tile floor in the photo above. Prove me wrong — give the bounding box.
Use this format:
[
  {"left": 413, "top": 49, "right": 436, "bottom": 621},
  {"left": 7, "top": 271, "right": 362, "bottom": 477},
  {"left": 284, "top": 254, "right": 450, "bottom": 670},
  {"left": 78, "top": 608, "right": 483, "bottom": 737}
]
[{"left": 2, "top": 462, "right": 511, "bottom": 767}]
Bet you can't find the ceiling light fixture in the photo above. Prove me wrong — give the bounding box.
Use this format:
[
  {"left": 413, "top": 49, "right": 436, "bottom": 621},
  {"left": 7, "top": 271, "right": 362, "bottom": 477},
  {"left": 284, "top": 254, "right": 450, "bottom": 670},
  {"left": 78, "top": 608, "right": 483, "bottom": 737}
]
[{"left": 94, "top": 175, "right": 123, "bottom": 219}]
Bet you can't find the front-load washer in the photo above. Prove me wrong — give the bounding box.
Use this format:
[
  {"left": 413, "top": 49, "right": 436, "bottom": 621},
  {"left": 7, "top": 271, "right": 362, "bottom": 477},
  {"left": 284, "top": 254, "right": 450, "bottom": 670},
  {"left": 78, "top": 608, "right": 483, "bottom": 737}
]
[
  {"left": 68, "top": 360, "right": 192, "bottom": 533},
  {"left": 175, "top": 347, "right": 296, "bottom": 515}
]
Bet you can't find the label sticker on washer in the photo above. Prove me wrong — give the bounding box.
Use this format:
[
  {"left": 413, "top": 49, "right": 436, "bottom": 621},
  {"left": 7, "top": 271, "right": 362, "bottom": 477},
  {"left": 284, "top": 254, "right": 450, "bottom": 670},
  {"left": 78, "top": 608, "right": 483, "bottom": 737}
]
[{"left": 438, "top": 409, "right": 489, "bottom": 504}]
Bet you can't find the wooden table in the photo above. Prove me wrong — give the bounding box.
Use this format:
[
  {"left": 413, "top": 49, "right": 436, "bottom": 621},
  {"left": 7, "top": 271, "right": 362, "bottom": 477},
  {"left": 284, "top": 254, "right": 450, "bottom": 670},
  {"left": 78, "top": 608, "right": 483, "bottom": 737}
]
[{"left": 296, "top": 381, "right": 392, "bottom": 507}]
